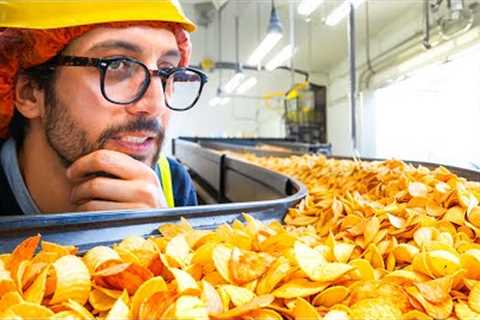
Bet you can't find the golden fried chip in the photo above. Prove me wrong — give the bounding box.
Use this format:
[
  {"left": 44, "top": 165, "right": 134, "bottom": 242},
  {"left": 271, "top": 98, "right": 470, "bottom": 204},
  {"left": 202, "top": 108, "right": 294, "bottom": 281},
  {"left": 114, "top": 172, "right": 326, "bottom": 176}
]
[
  {"left": 456, "top": 301, "right": 480, "bottom": 320},
  {"left": 174, "top": 295, "right": 208, "bottom": 320},
  {"left": 310, "top": 262, "right": 354, "bottom": 282},
  {"left": 170, "top": 267, "right": 200, "bottom": 295},
  {"left": 273, "top": 278, "right": 330, "bottom": 299},
  {"left": 293, "top": 241, "right": 327, "bottom": 281},
  {"left": 211, "top": 294, "right": 274, "bottom": 319},
  {"left": 229, "top": 248, "right": 268, "bottom": 284},
  {"left": 212, "top": 244, "right": 233, "bottom": 284},
  {"left": 350, "top": 298, "right": 402, "bottom": 320},
  {"left": 130, "top": 276, "right": 167, "bottom": 318},
  {"left": 49, "top": 255, "right": 91, "bottom": 305},
  {"left": 7, "top": 234, "right": 41, "bottom": 279},
  {"left": 4, "top": 302, "right": 54, "bottom": 319},
  {"left": 88, "top": 289, "right": 116, "bottom": 312},
  {"left": 406, "top": 286, "right": 453, "bottom": 319},
  {"left": 201, "top": 279, "right": 223, "bottom": 315},
  {"left": 256, "top": 256, "right": 290, "bottom": 295},
  {"left": 105, "top": 290, "right": 129, "bottom": 320},
  {"left": 312, "top": 285, "right": 349, "bottom": 307},
  {"left": 23, "top": 263, "right": 49, "bottom": 304},
  {"left": 83, "top": 246, "right": 121, "bottom": 274},
  {"left": 220, "top": 284, "right": 255, "bottom": 307},
  {"left": 293, "top": 297, "right": 321, "bottom": 320}
]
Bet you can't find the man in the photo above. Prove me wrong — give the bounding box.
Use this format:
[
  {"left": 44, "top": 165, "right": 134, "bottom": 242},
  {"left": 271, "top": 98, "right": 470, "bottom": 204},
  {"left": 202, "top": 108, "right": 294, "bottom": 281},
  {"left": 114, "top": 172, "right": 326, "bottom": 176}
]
[{"left": 0, "top": 1, "right": 207, "bottom": 214}]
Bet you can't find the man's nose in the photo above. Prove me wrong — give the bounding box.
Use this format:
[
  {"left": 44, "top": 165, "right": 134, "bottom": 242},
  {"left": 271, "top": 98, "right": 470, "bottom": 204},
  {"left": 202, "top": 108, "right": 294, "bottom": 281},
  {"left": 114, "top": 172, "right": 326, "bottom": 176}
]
[{"left": 125, "top": 75, "right": 169, "bottom": 117}]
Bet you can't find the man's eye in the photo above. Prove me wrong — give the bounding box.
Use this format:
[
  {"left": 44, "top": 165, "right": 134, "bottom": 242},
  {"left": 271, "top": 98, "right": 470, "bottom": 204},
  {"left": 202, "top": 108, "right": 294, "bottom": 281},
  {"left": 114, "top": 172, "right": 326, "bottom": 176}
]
[{"left": 108, "top": 60, "right": 129, "bottom": 71}]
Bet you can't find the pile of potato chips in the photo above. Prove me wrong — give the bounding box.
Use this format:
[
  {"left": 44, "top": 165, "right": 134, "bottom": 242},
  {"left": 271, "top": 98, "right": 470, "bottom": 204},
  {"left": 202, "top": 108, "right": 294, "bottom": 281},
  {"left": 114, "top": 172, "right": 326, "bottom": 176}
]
[{"left": 2, "top": 154, "right": 480, "bottom": 319}]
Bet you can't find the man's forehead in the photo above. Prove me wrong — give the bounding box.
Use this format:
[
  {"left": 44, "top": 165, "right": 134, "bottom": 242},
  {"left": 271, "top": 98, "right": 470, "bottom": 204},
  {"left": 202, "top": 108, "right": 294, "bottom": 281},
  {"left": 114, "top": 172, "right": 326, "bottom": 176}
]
[{"left": 64, "top": 26, "right": 179, "bottom": 55}]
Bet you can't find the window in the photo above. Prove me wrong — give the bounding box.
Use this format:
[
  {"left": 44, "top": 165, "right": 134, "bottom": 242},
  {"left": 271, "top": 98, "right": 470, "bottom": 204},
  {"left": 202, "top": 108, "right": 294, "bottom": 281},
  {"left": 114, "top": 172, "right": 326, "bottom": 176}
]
[{"left": 373, "top": 47, "right": 480, "bottom": 169}]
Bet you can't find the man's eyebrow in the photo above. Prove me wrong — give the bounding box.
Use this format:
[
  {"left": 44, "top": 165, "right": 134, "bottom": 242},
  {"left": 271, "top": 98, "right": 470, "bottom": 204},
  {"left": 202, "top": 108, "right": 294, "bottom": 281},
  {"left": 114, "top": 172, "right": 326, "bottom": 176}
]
[
  {"left": 161, "top": 49, "right": 181, "bottom": 60},
  {"left": 87, "top": 40, "right": 142, "bottom": 53}
]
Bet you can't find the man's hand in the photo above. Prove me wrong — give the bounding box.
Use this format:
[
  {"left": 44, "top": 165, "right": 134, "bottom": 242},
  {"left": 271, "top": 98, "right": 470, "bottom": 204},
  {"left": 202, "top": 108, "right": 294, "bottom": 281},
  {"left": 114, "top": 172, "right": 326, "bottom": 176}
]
[{"left": 66, "top": 150, "right": 167, "bottom": 211}]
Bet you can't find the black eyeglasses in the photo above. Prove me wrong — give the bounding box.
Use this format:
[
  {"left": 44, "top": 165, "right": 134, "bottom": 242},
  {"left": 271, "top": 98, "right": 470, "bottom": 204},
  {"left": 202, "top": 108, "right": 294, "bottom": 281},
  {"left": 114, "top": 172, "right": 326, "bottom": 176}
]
[{"left": 40, "top": 55, "right": 208, "bottom": 111}]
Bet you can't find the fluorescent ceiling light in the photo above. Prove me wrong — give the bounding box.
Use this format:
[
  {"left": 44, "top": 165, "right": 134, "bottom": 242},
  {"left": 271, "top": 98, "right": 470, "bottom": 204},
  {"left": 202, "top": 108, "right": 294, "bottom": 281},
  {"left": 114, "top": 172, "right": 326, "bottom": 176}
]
[
  {"left": 223, "top": 72, "right": 246, "bottom": 93},
  {"left": 325, "top": 0, "right": 364, "bottom": 27},
  {"left": 265, "top": 44, "right": 295, "bottom": 71},
  {"left": 209, "top": 96, "right": 222, "bottom": 106},
  {"left": 236, "top": 77, "right": 258, "bottom": 94},
  {"left": 298, "top": 0, "right": 324, "bottom": 16},
  {"left": 247, "top": 32, "right": 283, "bottom": 66},
  {"left": 219, "top": 97, "right": 231, "bottom": 105}
]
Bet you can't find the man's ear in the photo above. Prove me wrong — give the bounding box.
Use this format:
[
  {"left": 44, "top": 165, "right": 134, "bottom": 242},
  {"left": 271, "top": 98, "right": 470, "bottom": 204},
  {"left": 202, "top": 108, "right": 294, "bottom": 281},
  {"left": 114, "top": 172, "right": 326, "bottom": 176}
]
[{"left": 14, "top": 73, "right": 45, "bottom": 119}]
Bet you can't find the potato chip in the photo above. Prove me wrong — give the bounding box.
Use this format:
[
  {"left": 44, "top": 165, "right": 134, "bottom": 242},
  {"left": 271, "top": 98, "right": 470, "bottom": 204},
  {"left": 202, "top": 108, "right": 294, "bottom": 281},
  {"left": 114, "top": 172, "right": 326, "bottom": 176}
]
[
  {"left": 98, "top": 262, "right": 153, "bottom": 295},
  {"left": 220, "top": 284, "right": 255, "bottom": 307},
  {"left": 138, "top": 290, "right": 177, "bottom": 320},
  {"left": 49, "top": 310, "right": 84, "bottom": 319},
  {"left": 414, "top": 275, "right": 453, "bottom": 304},
  {"left": 273, "top": 278, "right": 330, "bottom": 299},
  {"left": 104, "top": 290, "right": 129, "bottom": 320},
  {"left": 393, "top": 244, "right": 419, "bottom": 263},
  {"left": 0, "top": 291, "right": 23, "bottom": 314},
  {"left": 200, "top": 280, "right": 223, "bottom": 315},
  {"left": 427, "top": 250, "right": 461, "bottom": 277},
  {"left": 62, "top": 299, "right": 95, "bottom": 320},
  {"left": 256, "top": 256, "right": 290, "bottom": 295},
  {"left": 468, "top": 281, "right": 480, "bottom": 313},
  {"left": 49, "top": 255, "right": 90, "bottom": 305},
  {"left": 293, "top": 241, "right": 327, "bottom": 281},
  {"left": 165, "top": 234, "right": 191, "bottom": 269},
  {"left": 402, "top": 310, "right": 433, "bottom": 320},
  {"left": 170, "top": 267, "right": 200, "bottom": 295},
  {"left": 229, "top": 248, "right": 268, "bottom": 285},
  {"left": 88, "top": 289, "right": 116, "bottom": 312},
  {"left": 212, "top": 294, "right": 274, "bottom": 319},
  {"left": 0, "top": 260, "right": 16, "bottom": 297},
  {"left": 312, "top": 285, "right": 349, "bottom": 307},
  {"left": 456, "top": 301, "right": 480, "bottom": 320},
  {"left": 127, "top": 276, "right": 166, "bottom": 319},
  {"left": 350, "top": 298, "right": 402, "bottom": 320},
  {"left": 7, "top": 234, "right": 40, "bottom": 279},
  {"left": 293, "top": 297, "right": 321, "bottom": 320},
  {"left": 41, "top": 241, "right": 77, "bottom": 257},
  {"left": 323, "top": 309, "right": 350, "bottom": 320},
  {"left": 23, "top": 263, "right": 49, "bottom": 304},
  {"left": 349, "top": 259, "right": 375, "bottom": 281},
  {"left": 174, "top": 295, "right": 208, "bottom": 320},
  {"left": 409, "top": 182, "right": 429, "bottom": 198},
  {"left": 406, "top": 286, "right": 453, "bottom": 319},
  {"left": 4, "top": 302, "right": 54, "bottom": 319},
  {"left": 309, "top": 262, "right": 354, "bottom": 282},
  {"left": 212, "top": 244, "right": 233, "bottom": 284},
  {"left": 244, "top": 308, "right": 283, "bottom": 320},
  {"left": 83, "top": 246, "right": 121, "bottom": 274}
]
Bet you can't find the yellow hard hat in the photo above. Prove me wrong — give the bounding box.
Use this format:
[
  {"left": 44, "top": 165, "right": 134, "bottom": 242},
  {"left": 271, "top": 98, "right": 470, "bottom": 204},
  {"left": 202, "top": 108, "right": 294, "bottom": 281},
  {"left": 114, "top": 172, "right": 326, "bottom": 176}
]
[{"left": 0, "top": 0, "right": 196, "bottom": 32}]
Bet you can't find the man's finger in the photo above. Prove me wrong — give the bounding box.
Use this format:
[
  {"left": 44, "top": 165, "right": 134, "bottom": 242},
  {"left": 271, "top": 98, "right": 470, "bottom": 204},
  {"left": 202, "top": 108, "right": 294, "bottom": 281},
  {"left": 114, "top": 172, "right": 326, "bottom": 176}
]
[
  {"left": 70, "top": 177, "right": 165, "bottom": 207},
  {"left": 66, "top": 149, "right": 155, "bottom": 182},
  {"left": 76, "top": 201, "right": 150, "bottom": 212}
]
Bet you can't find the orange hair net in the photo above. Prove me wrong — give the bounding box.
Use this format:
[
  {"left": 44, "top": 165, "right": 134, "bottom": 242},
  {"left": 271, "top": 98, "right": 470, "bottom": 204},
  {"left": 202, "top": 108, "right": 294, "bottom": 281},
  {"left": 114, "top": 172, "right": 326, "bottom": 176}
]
[{"left": 0, "top": 21, "right": 192, "bottom": 138}]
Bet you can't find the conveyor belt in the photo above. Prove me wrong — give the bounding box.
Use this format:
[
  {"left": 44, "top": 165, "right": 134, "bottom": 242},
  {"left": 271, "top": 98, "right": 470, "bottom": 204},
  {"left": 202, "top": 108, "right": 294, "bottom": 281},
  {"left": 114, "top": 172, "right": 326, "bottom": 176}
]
[{"left": 0, "top": 142, "right": 307, "bottom": 252}]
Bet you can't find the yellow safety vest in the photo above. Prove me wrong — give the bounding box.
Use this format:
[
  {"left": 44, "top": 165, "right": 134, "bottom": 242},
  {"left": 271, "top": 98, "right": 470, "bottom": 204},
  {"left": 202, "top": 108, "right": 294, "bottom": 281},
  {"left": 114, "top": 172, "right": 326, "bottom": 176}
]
[{"left": 158, "top": 154, "right": 174, "bottom": 208}]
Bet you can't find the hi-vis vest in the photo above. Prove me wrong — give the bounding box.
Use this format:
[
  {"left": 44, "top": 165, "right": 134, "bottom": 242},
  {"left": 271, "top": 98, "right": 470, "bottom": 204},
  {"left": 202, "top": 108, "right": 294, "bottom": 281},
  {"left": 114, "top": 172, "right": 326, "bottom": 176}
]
[{"left": 158, "top": 154, "right": 174, "bottom": 208}]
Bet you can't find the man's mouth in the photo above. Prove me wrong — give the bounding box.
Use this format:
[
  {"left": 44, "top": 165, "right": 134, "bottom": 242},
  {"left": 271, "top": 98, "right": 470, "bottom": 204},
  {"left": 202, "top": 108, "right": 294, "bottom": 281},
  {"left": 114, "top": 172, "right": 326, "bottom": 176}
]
[{"left": 108, "top": 132, "right": 157, "bottom": 156}]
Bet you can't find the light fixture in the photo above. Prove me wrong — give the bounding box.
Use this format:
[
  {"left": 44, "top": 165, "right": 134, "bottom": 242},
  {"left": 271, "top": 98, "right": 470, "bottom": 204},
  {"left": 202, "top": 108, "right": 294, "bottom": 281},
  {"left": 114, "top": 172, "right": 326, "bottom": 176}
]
[
  {"left": 209, "top": 96, "right": 222, "bottom": 106},
  {"left": 247, "top": 1, "right": 283, "bottom": 66},
  {"left": 297, "top": 0, "right": 324, "bottom": 16},
  {"left": 219, "top": 97, "right": 231, "bottom": 105},
  {"left": 265, "top": 44, "right": 295, "bottom": 71},
  {"left": 439, "top": 0, "right": 473, "bottom": 39},
  {"left": 325, "top": 0, "right": 364, "bottom": 27},
  {"left": 222, "top": 72, "right": 246, "bottom": 93},
  {"left": 236, "top": 77, "right": 258, "bottom": 94}
]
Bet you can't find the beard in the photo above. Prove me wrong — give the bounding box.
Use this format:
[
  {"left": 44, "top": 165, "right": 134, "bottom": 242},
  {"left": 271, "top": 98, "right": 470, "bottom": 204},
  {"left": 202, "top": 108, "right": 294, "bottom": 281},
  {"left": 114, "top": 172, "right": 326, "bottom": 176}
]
[{"left": 43, "top": 90, "right": 164, "bottom": 168}]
